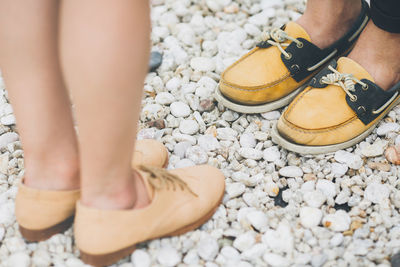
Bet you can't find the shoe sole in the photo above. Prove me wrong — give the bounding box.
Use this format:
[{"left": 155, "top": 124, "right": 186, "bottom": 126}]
[
  {"left": 79, "top": 187, "right": 225, "bottom": 267},
  {"left": 215, "top": 82, "right": 308, "bottom": 114},
  {"left": 19, "top": 216, "right": 74, "bottom": 242},
  {"left": 271, "top": 96, "right": 400, "bottom": 155},
  {"left": 18, "top": 155, "right": 170, "bottom": 243}
]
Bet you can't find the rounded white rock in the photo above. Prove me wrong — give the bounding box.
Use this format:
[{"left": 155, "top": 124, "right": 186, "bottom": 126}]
[
  {"left": 279, "top": 166, "right": 303, "bottom": 177},
  {"left": 155, "top": 92, "right": 175, "bottom": 105},
  {"left": 322, "top": 210, "right": 351, "bottom": 232},
  {"left": 179, "top": 119, "right": 199, "bottom": 135},
  {"left": 131, "top": 249, "right": 151, "bottom": 267},
  {"left": 197, "top": 237, "right": 219, "bottom": 261},
  {"left": 364, "top": 182, "right": 390, "bottom": 204},
  {"left": 157, "top": 247, "right": 181, "bottom": 267},
  {"left": 299, "top": 207, "right": 323, "bottom": 228},
  {"left": 170, "top": 102, "right": 191, "bottom": 117}
]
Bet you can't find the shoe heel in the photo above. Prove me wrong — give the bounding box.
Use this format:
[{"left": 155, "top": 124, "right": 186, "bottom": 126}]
[
  {"left": 80, "top": 244, "right": 137, "bottom": 267},
  {"left": 19, "top": 216, "right": 74, "bottom": 242}
]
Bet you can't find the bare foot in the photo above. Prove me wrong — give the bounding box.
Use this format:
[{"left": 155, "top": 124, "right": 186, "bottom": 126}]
[
  {"left": 296, "top": 0, "right": 362, "bottom": 49},
  {"left": 348, "top": 21, "right": 400, "bottom": 90}
]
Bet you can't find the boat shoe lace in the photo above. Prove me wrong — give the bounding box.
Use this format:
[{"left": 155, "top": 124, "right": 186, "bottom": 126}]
[
  {"left": 259, "top": 28, "right": 303, "bottom": 59},
  {"left": 139, "top": 165, "right": 198, "bottom": 197},
  {"left": 321, "top": 65, "right": 398, "bottom": 114}
]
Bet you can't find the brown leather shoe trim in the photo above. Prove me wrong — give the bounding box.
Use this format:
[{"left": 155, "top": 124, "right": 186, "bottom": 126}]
[{"left": 19, "top": 216, "right": 74, "bottom": 242}]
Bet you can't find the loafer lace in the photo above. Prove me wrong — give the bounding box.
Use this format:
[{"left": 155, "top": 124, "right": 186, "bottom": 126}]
[
  {"left": 139, "top": 165, "right": 198, "bottom": 197},
  {"left": 321, "top": 65, "right": 367, "bottom": 102},
  {"left": 259, "top": 28, "right": 303, "bottom": 59}
]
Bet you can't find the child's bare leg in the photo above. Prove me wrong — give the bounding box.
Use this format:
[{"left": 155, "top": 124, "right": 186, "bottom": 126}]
[
  {"left": 60, "top": 0, "right": 151, "bottom": 209},
  {"left": 0, "top": 0, "right": 79, "bottom": 190}
]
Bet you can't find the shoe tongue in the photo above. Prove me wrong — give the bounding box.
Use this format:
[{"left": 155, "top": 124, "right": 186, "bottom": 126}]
[
  {"left": 284, "top": 21, "right": 311, "bottom": 42},
  {"left": 337, "top": 57, "right": 375, "bottom": 82}
]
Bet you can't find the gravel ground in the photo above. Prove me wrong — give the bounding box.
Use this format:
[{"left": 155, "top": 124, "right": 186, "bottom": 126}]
[{"left": 1, "top": 0, "right": 400, "bottom": 266}]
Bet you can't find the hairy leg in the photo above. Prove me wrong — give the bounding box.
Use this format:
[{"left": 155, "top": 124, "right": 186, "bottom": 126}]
[
  {"left": 0, "top": 0, "right": 79, "bottom": 190},
  {"left": 60, "top": 0, "right": 151, "bottom": 209},
  {"left": 297, "top": 0, "right": 362, "bottom": 49}
]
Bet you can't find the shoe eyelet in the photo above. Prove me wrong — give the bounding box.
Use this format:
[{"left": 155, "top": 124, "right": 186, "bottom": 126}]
[
  {"left": 357, "top": 106, "right": 366, "bottom": 114},
  {"left": 296, "top": 42, "right": 303, "bottom": 48},
  {"left": 285, "top": 53, "right": 292, "bottom": 60},
  {"left": 319, "top": 78, "right": 324, "bottom": 85},
  {"left": 291, "top": 64, "right": 300, "bottom": 73},
  {"left": 350, "top": 95, "right": 358, "bottom": 102},
  {"left": 362, "top": 84, "right": 368, "bottom": 91}
]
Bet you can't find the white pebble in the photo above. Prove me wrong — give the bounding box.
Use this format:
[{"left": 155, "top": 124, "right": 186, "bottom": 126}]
[
  {"left": 240, "top": 133, "right": 256, "bottom": 148},
  {"left": 179, "top": 119, "right": 199, "bottom": 135},
  {"left": 304, "top": 190, "right": 326, "bottom": 208},
  {"left": 239, "top": 147, "right": 263, "bottom": 160},
  {"left": 364, "top": 182, "right": 390, "bottom": 204},
  {"left": 263, "top": 146, "right": 280, "bottom": 162},
  {"left": 157, "top": 247, "right": 181, "bottom": 267},
  {"left": 197, "top": 237, "right": 219, "bottom": 261},
  {"left": 190, "top": 57, "right": 215, "bottom": 72},
  {"left": 300, "top": 207, "right": 323, "bottom": 228},
  {"left": 6, "top": 252, "right": 30, "bottom": 267},
  {"left": 155, "top": 92, "right": 175, "bottom": 105},
  {"left": 132, "top": 249, "right": 151, "bottom": 267},
  {"left": 226, "top": 182, "right": 246, "bottom": 198},
  {"left": 246, "top": 210, "right": 268, "bottom": 232},
  {"left": 316, "top": 180, "right": 336, "bottom": 198},
  {"left": 376, "top": 122, "right": 400, "bottom": 136},
  {"left": 323, "top": 210, "right": 351, "bottom": 232},
  {"left": 170, "top": 102, "right": 191, "bottom": 117},
  {"left": 279, "top": 166, "right": 303, "bottom": 177},
  {"left": 334, "top": 150, "right": 363, "bottom": 170},
  {"left": 233, "top": 231, "right": 256, "bottom": 252}
]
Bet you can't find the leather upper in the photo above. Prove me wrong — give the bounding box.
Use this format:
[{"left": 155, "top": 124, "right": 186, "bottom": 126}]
[
  {"left": 74, "top": 165, "right": 225, "bottom": 255},
  {"left": 277, "top": 57, "right": 400, "bottom": 146},
  {"left": 15, "top": 184, "right": 80, "bottom": 230},
  {"left": 132, "top": 139, "right": 169, "bottom": 168},
  {"left": 220, "top": 22, "right": 311, "bottom": 105}
]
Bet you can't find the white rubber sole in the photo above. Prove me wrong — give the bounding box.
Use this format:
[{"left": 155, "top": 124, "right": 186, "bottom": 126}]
[
  {"left": 215, "top": 83, "right": 308, "bottom": 114},
  {"left": 271, "top": 96, "right": 400, "bottom": 155}
]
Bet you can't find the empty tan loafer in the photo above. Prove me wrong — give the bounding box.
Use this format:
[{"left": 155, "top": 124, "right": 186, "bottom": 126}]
[
  {"left": 15, "top": 139, "right": 169, "bottom": 242},
  {"left": 75, "top": 165, "right": 225, "bottom": 267},
  {"left": 272, "top": 57, "right": 400, "bottom": 154}
]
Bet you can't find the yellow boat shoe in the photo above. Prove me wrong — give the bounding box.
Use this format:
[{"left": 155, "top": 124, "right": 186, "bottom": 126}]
[
  {"left": 215, "top": 0, "right": 370, "bottom": 113},
  {"left": 15, "top": 139, "right": 169, "bottom": 242},
  {"left": 75, "top": 165, "right": 225, "bottom": 267},
  {"left": 272, "top": 57, "right": 400, "bottom": 155}
]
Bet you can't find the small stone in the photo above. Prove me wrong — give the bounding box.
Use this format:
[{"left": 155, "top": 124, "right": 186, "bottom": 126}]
[
  {"left": 132, "top": 249, "right": 151, "bottom": 267},
  {"left": 6, "top": 252, "right": 30, "bottom": 267},
  {"left": 217, "top": 127, "right": 238, "bottom": 141},
  {"left": 179, "top": 119, "right": 199, "bottom": 135},
  {"left": 157, "top": 247, "right": 181, "bottom": 267},
  {"left": 146, "top": 119, "right": 166, "bottom": 129},
  {"left": 197, "top": 237, "right": 219, "bottom": 261},
  {"left": 0, "top": 226, "right": 4, "bottom": 241},
  {"left": 263, "top": 146, "right": 280, "bottom": 162},
  {"left": 240, "top": 133, "right": 256, "bottom": 148},
  {"left": 311, "top": 253, "right": 328, "bottom": 267},
  {"left": 32, "top": 250, "right": 51, "bottom": 267},
  {"left": 376, "top": 122, "right": 400, "bottom": 136},
  {"left": 174, "top": 142, "right": 192, "bottom": 158},
  {"left": 239, "top": 147, "right": 263, "bottom": 160},
  {"left": 246, "top": 210, "right": 268, "bottom": 231},
  {"left": 364, "top": 182, "right": 390, "bottom": 204},
  {"left": 65, "top": 258, "right": 85, "bottom": 267},
  {"left": 198, "top": 135, "right": 220, "bottom": 151},
  {"left": 331, "top": 163, "right": 348, "bottom": 177},
  {"left": 183, "top": 249, "right": 199, "bottom": 265},
  {"left": 265, "top": 181, "right": 279, "bottom": 197},
  {"left": 1, "top": 114, "right": 15, "bottom": 126},
  {"left": 155, "top": 92, "right": 175, "bottom": 105},
  {"left": 367, "top": 161, "right": 391, "bottom": 172},
  {"left": 186, "top": 146, "right": 208, "bottom": 164},
  {"left": 0, "top": 132, "right": 18, "bottom": 149},
  {"left": 299, "top": 207, "right": 323, "bottom": 228},
  {"left": 263, "top": 253, "right": 290, "bottom": 267},
  {"left": 190, "top": 57, "right": 215, "bottom": 72},
  {"left": 323, "top": 210, "right": 351, "bottom": 232},
  {"left": 304, "top": 190, "right": 326, "bottom": 208},
  {"left": 233, "top": 231, "right": 256, "bottom": 252},
  {"left": 261, "top": 111, "right": 280, "bottom": 120},
  {"left": 316, "top": 180, "right": 336, "bottom": 198},
  {"left": 330, "top": 233, "right": 344, "bottom": 247},
  {"left": 199, "top": 99, "right": 215, "bottom": 112},
  {"left": 360, "top": 139, "right": 388, "bottom": 157},
  {"left": 226, "top": 182, "right": 246, "bottom": 198},
  {"left": 279, "top": 166, "right": 303, "bottom": 177},
  {"left": 334, "top": 150, "right": 363, "bottom": 170},
  {"left": 170, "top": 102, "right": 191, "bottom": 117}
]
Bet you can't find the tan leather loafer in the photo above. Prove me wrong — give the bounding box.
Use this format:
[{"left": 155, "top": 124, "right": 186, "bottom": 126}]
[
  {"left": 215, "top": 0, "right": 369, "bottom": 113},
  {"left": 272, "top": 57, "right": 400, "bottom": 155},
  {"left": 15, "top": 139, "right": 168, "bottom": 242},
  {"left": 75, "top": 165, "right": 225, "bottom": 267}
]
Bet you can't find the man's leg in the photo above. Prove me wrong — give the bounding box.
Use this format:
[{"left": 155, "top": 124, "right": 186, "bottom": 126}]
[
  {"left": 0, "top": 0, "right": 79, "bottom": 191},
  {"left": 348, "top": 0, "right": 400, "bottom": 90}
]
